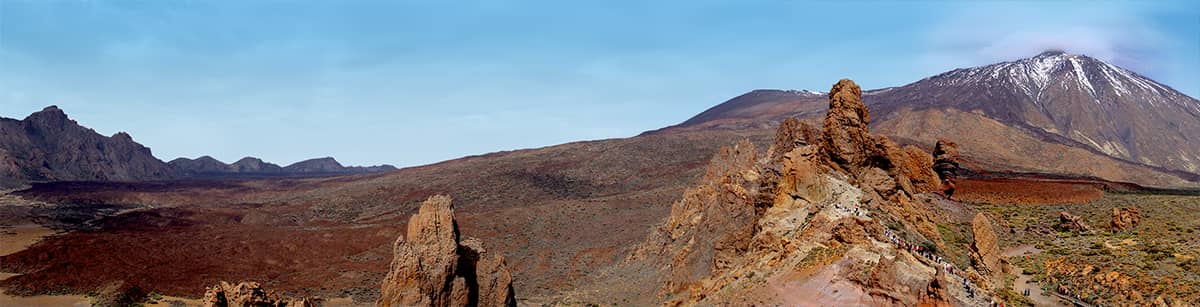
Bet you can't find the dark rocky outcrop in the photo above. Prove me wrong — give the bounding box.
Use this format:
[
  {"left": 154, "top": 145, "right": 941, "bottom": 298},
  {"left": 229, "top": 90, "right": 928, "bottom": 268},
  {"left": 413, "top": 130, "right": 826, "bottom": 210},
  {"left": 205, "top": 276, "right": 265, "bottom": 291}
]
[
  {"left": 167, "top": 156, "right": 231, "bottom": 174},
  {"left": 0, "top": 106, "right": 176, "bottom": 188},
  {"left": 282, "top": 157, "right": 397, "bottom": 174},
  {"left": 378, "top": 195, "right": 515, "bottom": 307},
  {"left": 169, "top": 156, "right": 396, "bottom": 177},
  {"left": 229, "top": 157, "right": 285, "bottom": 173}
]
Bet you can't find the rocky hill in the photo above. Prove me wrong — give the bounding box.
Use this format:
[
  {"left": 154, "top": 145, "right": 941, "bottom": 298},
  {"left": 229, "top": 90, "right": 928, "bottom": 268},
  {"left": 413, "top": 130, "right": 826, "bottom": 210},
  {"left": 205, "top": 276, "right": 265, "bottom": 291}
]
[
  {"left": 0, "top": 106, "right": 176, "bottom": 188},
  {"left": 169, "top": 155, "right": 395, "bottom": 176},
  {"left": 166, "top": 156, "right": 229, "bottom": 174},
  {"left": 655, "top": 51, "right": 1200, "bottom": 188},
  {"left": 228, "top": 157, "right": 284, "bottom": 173}
]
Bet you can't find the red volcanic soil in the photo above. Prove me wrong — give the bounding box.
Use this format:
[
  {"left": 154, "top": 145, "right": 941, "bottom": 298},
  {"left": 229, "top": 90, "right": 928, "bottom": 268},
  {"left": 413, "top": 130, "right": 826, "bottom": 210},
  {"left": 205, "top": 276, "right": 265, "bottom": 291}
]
[
  {"left": 2, "top": 130, "right": 771, "bottom": 302},
  {"left": 0, "top": 204, "right": 403, "bottom": 301},
  {"left": 954, "top": 177, "right": 1107, "bottom": 205}
]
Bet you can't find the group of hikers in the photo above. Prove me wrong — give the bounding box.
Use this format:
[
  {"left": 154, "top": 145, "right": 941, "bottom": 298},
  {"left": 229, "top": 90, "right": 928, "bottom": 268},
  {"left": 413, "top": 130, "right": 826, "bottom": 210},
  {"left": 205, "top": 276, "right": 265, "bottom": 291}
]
[
  {"left": 831, "top": 202, "right": 868, "bottom": 217},
  {"left": 849, "top": 203, "right": 1065, "bottom": 306},
  {"left": 881, "top": 227, "right": 1016, "bottom": 305}
]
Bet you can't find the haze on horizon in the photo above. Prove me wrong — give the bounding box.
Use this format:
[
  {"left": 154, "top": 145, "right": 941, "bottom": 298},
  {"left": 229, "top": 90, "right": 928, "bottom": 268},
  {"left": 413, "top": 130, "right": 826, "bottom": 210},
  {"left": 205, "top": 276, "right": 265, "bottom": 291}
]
[{"left": 1, "top": 0, "right": 1197, "bottom": 167}]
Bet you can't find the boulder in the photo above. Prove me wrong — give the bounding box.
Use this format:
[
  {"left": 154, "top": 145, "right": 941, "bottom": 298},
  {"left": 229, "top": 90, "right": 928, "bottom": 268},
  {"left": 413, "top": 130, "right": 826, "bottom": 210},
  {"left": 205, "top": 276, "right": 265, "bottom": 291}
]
[
  {"left": 378, "top": 195, "right": 516, "bottom": 307},
  {"left": 1110, "top": 207, "right": 1141, "bottom": 231},
  {"left": 1057, "top": 211, "right": 1095, "bottom": 233},
  {"left": 201, "top": 281, "right": 316, "bottom": 307},
  {"left": 969, "top": 213, "right": 1001, "bottom": 274}
]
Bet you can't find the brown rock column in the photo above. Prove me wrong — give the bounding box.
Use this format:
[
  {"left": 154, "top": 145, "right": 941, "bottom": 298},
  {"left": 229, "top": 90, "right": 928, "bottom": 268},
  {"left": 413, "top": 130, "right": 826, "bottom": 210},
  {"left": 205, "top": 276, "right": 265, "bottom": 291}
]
[{"left": 378, "top": 195, "right": 516, "bottom": 307}]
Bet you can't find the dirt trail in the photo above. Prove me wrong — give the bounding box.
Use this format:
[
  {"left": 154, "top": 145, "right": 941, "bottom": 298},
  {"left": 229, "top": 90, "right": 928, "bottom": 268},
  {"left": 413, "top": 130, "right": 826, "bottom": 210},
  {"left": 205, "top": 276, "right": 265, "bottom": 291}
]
[{"left": 1002, "top": 244, "right": 1066, "bottom": 307}]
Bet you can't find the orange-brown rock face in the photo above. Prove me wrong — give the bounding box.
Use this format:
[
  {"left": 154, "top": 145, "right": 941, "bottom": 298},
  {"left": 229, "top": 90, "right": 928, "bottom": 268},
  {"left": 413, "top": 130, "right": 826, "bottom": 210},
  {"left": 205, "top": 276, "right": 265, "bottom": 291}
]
[
  {"left": 1110, "top": 207, "right": 1141, "bottom": 231},
  {"left": 770, "top": 117, "right": 817, "bottom": 158},
  {"left": 969, "top": 213, "right": 1001, "bottom": 275},
  {"left": 818, "top": 79, "right": 944, "bottom": 247},
  {"left": 378, "top": 195, "right": 516, "bottom": 307},
  {"left": 201, "top": 281, "right": 316, "bottom": 307},
  {"left": 627, "top": 140, "right": 761, "bottom": 294},
  {"left": 821, "top": 79, "right": 874, "bottom": 169},
  {"left": 888, "top": 142, "right": 941, "bottom": 194},
  {"left": 815, "top": 81, "right": 938, "bottom": 195},
  {"left": 932, "top": 139, "right": 960, "bottom": 197}
]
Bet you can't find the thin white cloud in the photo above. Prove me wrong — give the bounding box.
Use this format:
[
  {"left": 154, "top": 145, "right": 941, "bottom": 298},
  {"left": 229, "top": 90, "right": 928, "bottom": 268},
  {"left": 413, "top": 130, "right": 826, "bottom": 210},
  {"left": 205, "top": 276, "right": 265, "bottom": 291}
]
[{"left": 923, "top": 3, "right": 1168, "bottom": 72}]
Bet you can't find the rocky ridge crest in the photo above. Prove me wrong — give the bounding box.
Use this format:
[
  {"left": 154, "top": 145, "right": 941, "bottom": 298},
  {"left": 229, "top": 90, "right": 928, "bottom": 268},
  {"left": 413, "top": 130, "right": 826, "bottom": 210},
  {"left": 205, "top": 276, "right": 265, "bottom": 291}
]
[{"left": 618, "top": 79, "right": 982, "bottom": 305}]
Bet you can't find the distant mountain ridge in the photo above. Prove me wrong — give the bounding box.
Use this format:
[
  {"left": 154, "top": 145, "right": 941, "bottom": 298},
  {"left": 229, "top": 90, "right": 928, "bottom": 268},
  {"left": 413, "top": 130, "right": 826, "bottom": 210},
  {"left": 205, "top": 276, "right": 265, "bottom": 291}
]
[
  {"left": 0, "top": 106, "right": 396, "bottom": 187},
  {"left": 0, "top": 106, "right": 175, "bottom": 188},
  {"left": 168, "top": 155, "right": 396, "bottom": 176}
]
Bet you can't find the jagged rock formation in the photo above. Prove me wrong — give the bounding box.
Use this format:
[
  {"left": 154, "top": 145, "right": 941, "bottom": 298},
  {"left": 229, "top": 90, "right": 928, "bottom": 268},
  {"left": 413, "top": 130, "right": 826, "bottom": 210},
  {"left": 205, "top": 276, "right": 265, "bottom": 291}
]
[
  {"left": 201, "top": 281, "right": 317, "bottom": 307},
  {"left": 969, "top": 213, "right": 1002, "bottom": 276},
  {"left": 613, "top": 79, "right": 974, "bottom": 306},
  {"left": 769, "top": 117, "right": 817, "bottom": 158},
  {"left": 0, "top": 106, "right": 176, "bottom": 187},
  {"left": 932, "top": 139, "right": 960, "bottom": 197},
  {"left": 1057, "top": 211, "right": 1095, "bottom": 233},
  {"left": 817, "top": 79, "right": 943, "bottom": 245},
  {"left": 1110, "top": 207, "right": 1141, "bottom": 231},
  {"left": 378, "top": 195, "right": 515, "bottom": 307}
]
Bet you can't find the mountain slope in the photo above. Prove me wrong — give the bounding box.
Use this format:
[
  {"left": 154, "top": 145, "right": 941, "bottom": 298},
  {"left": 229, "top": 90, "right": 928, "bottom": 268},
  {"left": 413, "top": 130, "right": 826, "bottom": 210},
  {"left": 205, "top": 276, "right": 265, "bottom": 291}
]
[
  {"left": 870, "top": 51, "right": 1200, "bottom": 173},
  {"left": 0, "top": 106, "right": 176, "bottom": 187},
  {"left": 657, "top": 51, "right": 1200, "bottom": 188}
]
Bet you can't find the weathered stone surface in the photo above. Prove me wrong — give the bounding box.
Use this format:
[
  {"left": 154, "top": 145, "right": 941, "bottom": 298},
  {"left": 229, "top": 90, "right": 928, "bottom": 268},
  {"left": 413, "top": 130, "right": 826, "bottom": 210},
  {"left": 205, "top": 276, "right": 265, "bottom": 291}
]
[
  {"left": 932, "top": 139, "right": 960, "bottom": 197},
  {"left": 378, "top": 195, "right": 461, "bottom": 307},
  {"left": 629, "top": 140, "right": 761, "bottom": 294},
  {"left": 969, "top": 213, "right": 1001, "bottom": 274},
  {"left": 890, "top": 144, "right": 941, "bottom": 194},
  {"left": 459, "top": 237, "right": 517, "bottom": 307},
  {"left": 821, "top": 79, "right": 875, "bottom": 168},
  {"left": 1057, "top": 211, "right": 1095, "bottom": 233},
  {"left": 1110, "top": 207, "right": 1141, "bottom": 231},
  {"left": 378, "top": 195, "right": 516, "bottom": 307},
  {"left": 774, "top": 146, "right": 828, "bottom": 210},
  {"left": 771, "top": 117, "right": 817, "bottom": 159},
  {"left": 622, "top": 79, "right": 965, "bottom": 306},
  {"left": 201, "top": 281, "right": 315, "bottom": 307}
]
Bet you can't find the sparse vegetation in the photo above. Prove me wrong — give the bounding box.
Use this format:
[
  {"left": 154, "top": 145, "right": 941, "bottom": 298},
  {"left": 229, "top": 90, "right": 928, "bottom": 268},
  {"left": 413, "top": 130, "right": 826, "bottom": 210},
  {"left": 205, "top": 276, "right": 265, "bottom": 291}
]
[{"left": 976, "top": 193, "right": 1200, "bottom": 305}]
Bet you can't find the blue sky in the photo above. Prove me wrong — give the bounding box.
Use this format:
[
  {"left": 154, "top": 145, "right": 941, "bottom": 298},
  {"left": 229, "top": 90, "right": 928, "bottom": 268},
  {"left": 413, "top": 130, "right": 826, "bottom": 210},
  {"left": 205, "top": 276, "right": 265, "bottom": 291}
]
[{"left": 1, "top": 1, "right": 1197, "bottom": 167}]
